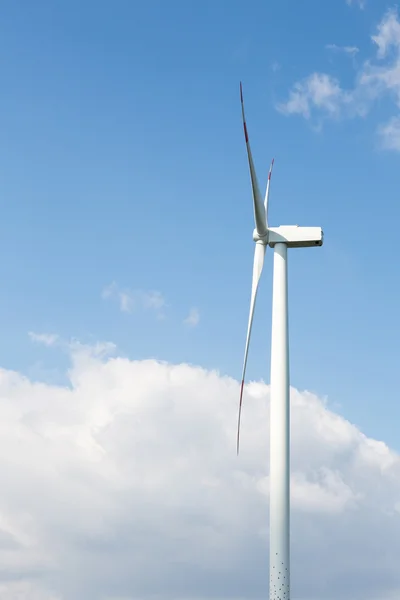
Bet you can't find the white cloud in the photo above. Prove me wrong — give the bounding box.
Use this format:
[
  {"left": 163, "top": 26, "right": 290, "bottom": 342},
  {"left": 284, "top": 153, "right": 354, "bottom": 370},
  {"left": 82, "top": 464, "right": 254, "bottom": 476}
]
[
  {"left": 0, "top": 341, "right": 400, "bottom": 598},
  {"left": 372, "top": 8, "right": 400, "bottom": 58},
  {"left": 277, "top": 73, "right": 351, "bottom": 119},
  {"left": 141, "top": 290, "right": 165, "bottom": 311},
  {"left": 28, "top": 332, "right": 59, "bottom": 347},
  {"left": 279, "top": 8, "right": 400, "bottom": 149},
  {"left": 184, "top": 307, "right": 200, "bottom": 328},
  {"left": 378, "top": 115, "right": 400, "bottom": 149},
  {"left": 346, "top": 0, "right": 365, "bottom": 9},
  {"left": 326, "top": 43, "right": 359, "bottom": 56},
  {"left": 102, "top": 282, "right": 166, "bottom": 318}
]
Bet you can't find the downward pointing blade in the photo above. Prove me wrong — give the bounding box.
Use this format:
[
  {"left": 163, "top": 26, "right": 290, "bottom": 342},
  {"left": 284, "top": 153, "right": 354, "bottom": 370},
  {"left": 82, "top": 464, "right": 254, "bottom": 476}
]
[
  {"left": 240, "top": 83, "right": 267, "bottom": 237},
  {"left": 237, "top": 241, "right": 266, "bottom": 454}
]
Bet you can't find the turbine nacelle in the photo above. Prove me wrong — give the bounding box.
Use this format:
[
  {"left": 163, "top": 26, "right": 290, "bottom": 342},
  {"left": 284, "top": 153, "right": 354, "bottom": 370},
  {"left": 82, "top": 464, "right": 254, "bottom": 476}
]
[
  {"left": 268, "top": 225, "right": 323, "bottom": 248},
  {"left": 252, "top": 226, "right": 323, "bottom": 247}
]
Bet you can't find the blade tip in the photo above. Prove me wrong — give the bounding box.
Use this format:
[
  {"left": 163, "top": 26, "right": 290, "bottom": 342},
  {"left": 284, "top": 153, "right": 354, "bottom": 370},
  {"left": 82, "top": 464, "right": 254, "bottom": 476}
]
[{"left": 268, "top": 158, "right": 275, "bottom": 180}]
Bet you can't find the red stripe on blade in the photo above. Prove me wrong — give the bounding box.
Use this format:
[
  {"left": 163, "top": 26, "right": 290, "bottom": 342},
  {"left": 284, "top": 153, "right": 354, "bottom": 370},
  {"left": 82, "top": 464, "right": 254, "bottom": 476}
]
[{"left": 268, "top": 158, "right": 275, "bottom": 180}]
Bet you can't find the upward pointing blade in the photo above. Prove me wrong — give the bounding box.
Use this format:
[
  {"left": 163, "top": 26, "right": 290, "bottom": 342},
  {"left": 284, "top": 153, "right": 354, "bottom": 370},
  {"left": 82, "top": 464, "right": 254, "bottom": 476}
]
[
  {"left": 264, "top": 158, "right": 274, "bottom": 227},
  {"left": 240, "top": 82, "right": 267, "bottom": 238},
  {"left": 237, "top": 241, "right": 266, "bottom": 454}
]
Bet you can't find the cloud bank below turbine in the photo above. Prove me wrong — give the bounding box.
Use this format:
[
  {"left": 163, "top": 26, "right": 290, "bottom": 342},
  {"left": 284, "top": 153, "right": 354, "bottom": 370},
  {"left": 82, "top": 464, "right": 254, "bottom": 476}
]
[{"left": 0, "top": 340, "right": 399, "bottom": 599}]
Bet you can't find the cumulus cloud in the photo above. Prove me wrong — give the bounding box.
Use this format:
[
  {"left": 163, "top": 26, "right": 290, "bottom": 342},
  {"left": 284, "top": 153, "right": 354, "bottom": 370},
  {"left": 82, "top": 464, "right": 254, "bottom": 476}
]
[
  {"left": 0, "top": 340, "right": 400, "bottom": 599},
  {"left": 277, "top": 73, "right": 352, "bottom": 119},
  {"left": 102, "top": 282, "right": 166, "bottom": 318},
  {"left": 279, "top": 7, "right": 400, "bottom": 149},
  {"left": 183, "top": 307, "right": 200, "bottom": 328}
]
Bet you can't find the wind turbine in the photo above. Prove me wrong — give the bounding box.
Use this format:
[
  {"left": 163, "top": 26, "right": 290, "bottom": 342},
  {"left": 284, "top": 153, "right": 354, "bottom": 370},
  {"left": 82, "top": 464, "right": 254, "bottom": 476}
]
[{"left": 236, "top": 83, "right": 323, "bottom": 600}]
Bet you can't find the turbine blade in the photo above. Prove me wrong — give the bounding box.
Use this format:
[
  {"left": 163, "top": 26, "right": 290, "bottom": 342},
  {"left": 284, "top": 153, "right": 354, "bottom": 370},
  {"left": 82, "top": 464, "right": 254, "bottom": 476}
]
[
  {"left": 240, "top": 82, "right": 267, "bottom": 237},
  {"left": 264, "top": 158, "right": 274, "bottom": 227},
  {"left": 237, "top": 242, "right": 266, "bottom": 454}
]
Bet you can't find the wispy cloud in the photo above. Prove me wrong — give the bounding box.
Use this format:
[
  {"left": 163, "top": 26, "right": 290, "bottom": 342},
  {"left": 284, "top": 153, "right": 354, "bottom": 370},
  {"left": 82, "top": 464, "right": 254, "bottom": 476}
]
[
  {"left": 325, "top": 43, "right": 359, "bottom": 56},
  {"left": 102, "top": 282, "right": 166, "bottom": 318},
  {"left": 28, "top": 332, "right": 117, "bottom": 364},
  {"left": 278, "top": 8, "right": 400, "bottom": 150},
  {"left": 28, "top": 332, "right": 59, "bottom": 347},
  {"left": 378, "top": 115, "right": 400, "bottom": 150},
  {"left": 346, "top": 0, "right": 365, "bottom": 9},
  {"left": 183, "top": 307, "right": 200, "bottom": 328},
  {"left": 371, "top": 7, "right": 400, "bottom": 58}
]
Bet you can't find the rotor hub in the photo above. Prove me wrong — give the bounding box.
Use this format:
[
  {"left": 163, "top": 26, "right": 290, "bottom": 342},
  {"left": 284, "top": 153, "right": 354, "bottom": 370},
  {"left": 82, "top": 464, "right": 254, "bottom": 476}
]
[{"left": 252, "top": 228, "right": 269, "bottom": 244}]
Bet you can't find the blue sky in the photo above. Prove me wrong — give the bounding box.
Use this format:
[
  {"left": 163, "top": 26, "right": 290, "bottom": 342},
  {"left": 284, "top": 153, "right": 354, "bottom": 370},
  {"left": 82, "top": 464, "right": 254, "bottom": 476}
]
[
  {"left": 1, "top": 0, "right": 399, "bottom": 450},
  {"left": 2, "top": 3, "right": 400, "bottom": 599}
]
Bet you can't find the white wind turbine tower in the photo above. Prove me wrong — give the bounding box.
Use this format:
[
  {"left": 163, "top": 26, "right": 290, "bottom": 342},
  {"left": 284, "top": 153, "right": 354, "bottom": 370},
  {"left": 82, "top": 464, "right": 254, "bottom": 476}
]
[{"left": 236, "top": 83, "right": 323, "bottom": 600}]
